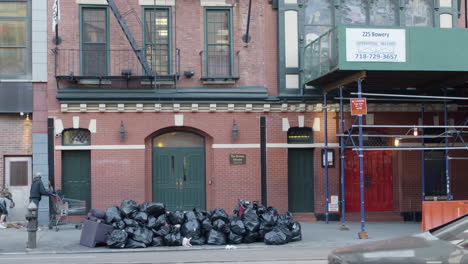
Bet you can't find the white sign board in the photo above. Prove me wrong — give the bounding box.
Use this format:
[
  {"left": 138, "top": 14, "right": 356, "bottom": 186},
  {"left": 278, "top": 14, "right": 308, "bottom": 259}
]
[
  {"left": 346, "top": 28, "right": 406, "bottom": 62},
  {"left": 329, "top": 203, "right": 339, "bottom": 212},
  {"left": 331, "top": 195, "right": 339, "bottom": 204}
]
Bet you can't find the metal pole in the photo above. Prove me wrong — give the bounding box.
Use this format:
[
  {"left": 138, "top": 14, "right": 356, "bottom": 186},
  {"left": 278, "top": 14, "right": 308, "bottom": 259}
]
[
  {"left": 357, "top": 79, "right": 366, "bottom": 237},
  {"left": 353, "top": 147, "right": 468, "bottom": 151},
  {"left": 444, "top": 94, "right": 451, "bottom": 201},
  {"left": 353, "top": 125, "right": 468, "bottom": 128},
  {"left": 421, "top": 104, "right": 426, "bottom": 202},
  {"left": 260, "top": 117, "right": 267, "bottom": 206},
  {"left": 339, "top": 86, "right": 348, "bottom": 230},
  {"left": 324, "top": 93, "right": 329, "bottom": 224}
]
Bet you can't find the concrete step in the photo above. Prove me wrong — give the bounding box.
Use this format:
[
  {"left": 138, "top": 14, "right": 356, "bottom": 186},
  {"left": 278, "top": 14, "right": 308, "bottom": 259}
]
[
  {"left": 292, "top": 213, "right": 317, "bottom": 222},
  {"left": 344, "top": 211, "right": 403, "bottom": 222}
]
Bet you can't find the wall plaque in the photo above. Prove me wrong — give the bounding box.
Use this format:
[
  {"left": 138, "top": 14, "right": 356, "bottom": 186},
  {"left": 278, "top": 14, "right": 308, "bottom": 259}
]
[{"left": 229, "top": 154, "right": 246, "bottom": 165}]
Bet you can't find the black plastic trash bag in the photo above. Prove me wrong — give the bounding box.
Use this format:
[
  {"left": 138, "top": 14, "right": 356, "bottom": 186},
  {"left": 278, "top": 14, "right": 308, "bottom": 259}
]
[
  {"left": 181, "top": 219, "right": 201, "bottom": 238},
  {"left": 105, "top": 206, "right": 122, "bottom": 223},
  {"left": 120, "top": 199, "right": 138, "bottom": 217},
  {"left": 260, "top": 207, "right": 278, "bottom": 227},
  {"left": 154, "top": 214, "right": 166, "bottom": 229},
  {"left": 147, "top": 216, "right": 157, "bottom": 229},
  {"left": 134, "top": 212, "right": 148, "bottom": 224},
  {"left": 132, "top": 227, "right": 153, "bottom": 245},
  {"left": 164, "top": 232, "right": 182, "bottom": 246},
  {"left": 210, "top": 208, "right": 229, "bottom": 222},
  {"left": 152, "top": 236, "right": 165, "bottom": 247},
  {"left": 290, "top": 221, "right": 302, "bottom": 242},
  {"left": 168, "top": 211, "right": 185, "bottom": 225},
  {"left": 106, "top": 229, "right": 128, "bottom": 248},
  {"left": 184, "top": 211, "right": 197, "bottom": 222},
  {"left": 242, "top": 207, "right": 260, "bottom": 232},
  {"left": 264, "top": 228, "right": 288, "bottom": 245},
  {"left": 146, "top": 202, "right": 166, "bottom": 217},
  {"left": 255, "top": 204, "right": 267, "bottom": 215},
  {"left": 190, "top": 235, "right": 206, "bottom": 245},
  {"left": 194, "top": 208, "right": 207, "bottom": 222},
  {"left": 277, "top": 212, "right": 294, "bottom": 228},
  {"left": 206, "top": 229, "right": 226, "bottom": 245},
  {"left": 202, "top": 218, "right": 212, "bottom": 233},
  {"left": 125, "top": 238, "right": 147, "bottom": 248},
  {"left": 123, "top": 218, "right": 139, "bottom": 228},
  {"left": 213, "top": 219, "right": 230, "bottom": 234},
  {"left": 139, "top": 201, "right": 149, "bottom": 212},
  {"left": 230, "top": 217, "right": 246, "bottom": 235},
  {"left": 243, "top": 231, "right": 259, "bottom": 244},
  {"left": 277, "top": 225, "right": 292, "bottom": 243},
  {"left": 112, "top": 220, "right": 125, "bottom": 230},
  {"left": 228, "top": 231, "right": 243, "bottom": 244},
  {"left": 125, "top": 226, "right": 136, "bottom": 236},
  {"left": 153, "top": 225, "right": 171, "bottom": 237}
]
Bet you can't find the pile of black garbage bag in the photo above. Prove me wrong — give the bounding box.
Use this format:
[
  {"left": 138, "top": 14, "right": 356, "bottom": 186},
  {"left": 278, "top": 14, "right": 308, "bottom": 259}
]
[{"left": 104, "top": 199, "right": 302, "bottom": 248}]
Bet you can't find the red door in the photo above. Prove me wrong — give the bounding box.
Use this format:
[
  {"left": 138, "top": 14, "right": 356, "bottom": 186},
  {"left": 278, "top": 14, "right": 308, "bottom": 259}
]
[{"left": 345, "top": 150, "right": 393, "bottom": 212}]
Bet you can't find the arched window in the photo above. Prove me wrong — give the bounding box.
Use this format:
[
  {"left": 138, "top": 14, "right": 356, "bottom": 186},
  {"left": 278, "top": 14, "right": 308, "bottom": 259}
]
[
  {"left": 62, "top": 129, "right": 91, "bottom": 145},
  {"left": 153, "top": 131, "right": 204, "bottom": 148},
  {"left": 287, "top": 127, "right": 313, "bottom": 144}
]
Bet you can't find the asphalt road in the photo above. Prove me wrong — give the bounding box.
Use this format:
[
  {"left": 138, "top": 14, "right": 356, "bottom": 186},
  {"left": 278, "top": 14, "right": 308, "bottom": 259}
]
[{"left": 0, "top": 247, "right": 329, "bottom": 264}]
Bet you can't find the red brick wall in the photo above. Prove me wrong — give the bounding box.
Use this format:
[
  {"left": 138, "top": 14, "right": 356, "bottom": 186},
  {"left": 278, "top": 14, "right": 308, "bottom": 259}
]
[{"left": 0, "top": 114, "right": 32, "bottom": 187}]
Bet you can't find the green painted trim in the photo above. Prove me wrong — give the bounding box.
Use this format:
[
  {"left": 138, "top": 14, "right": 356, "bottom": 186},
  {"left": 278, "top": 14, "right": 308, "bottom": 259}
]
[
  {"left": 79, "top": 5, "right": 109, "bottom": 75},
  {"left": 203, "top": 7, "right": 233, "bottom": 77}
]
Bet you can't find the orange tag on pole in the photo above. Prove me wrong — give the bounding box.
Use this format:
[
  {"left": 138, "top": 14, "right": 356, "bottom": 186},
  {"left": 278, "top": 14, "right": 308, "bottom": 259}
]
[{"left": 350, "top": 98, "right": 367, "bottom": 115}]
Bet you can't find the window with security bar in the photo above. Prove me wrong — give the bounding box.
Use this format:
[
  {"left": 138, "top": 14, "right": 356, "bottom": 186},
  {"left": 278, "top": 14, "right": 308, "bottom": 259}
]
[
  {"left": 81, "top": 7, "right": 108, "bottom": 76},
  {"left": 0, "top": 1, "right": 30, "bottom": 78},
  {"left": 205, "top": 9, "right": 232, "bottom": 77},
  {"left": 144, "top": 8, "right": 170, "bottom": 75},
  {"left": 63, "top": 129, "right": 91, "bottom": 145}
]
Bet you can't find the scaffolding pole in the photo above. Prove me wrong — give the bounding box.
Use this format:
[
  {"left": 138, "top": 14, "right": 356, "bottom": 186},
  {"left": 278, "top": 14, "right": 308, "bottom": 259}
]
[
  {"left": 324, "top": 93, "right": 329, "bottom": 224},
  {"left": 353, "top": 125, "right": 468, "bottom": 128},
  {"left": 421, "top": 104, "right": 426, "bottom": 201},
  {"left": 352, "top": 147, "right": 468, "bottom": 151},
  {"left": 357, "top": 79, "right": 366, "bottom": 236},
  {"left": 339, "top": 86, "right": 348, "bottom": 230},
  {"left": 444, "top": 92, "right": 452, "bottom": 201}
]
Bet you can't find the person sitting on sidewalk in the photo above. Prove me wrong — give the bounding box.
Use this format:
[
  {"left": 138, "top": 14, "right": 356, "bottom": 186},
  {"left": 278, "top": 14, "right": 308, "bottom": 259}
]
[
  {"left": 0, "top": 188, "right": 13, "bottom": 229},
  {"left": 29, "top": 172, "right": 53, "bottom": 207}
]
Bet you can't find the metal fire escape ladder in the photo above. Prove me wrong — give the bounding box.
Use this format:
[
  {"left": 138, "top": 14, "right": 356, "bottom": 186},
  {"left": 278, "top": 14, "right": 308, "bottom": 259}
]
[{"left": 106, "top": 0, "right": 154, "bottom": 77}]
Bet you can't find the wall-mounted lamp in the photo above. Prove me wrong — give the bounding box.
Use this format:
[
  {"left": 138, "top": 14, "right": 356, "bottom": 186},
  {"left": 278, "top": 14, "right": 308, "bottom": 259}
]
[
  {"left": 119, "top": 121, "right": 125, "bottom": 141},
  {"left": 413, "top": 127, "right": 419, "bottom": 137},
  {"left": 20, "top": 112, "right": 24, "bottom": 116},
  {"left": 394, "top": 138, "right": 401, "bottom": 147},
  {"left": 232, "top": 120, "right": 238, "bottom": 140},
  {"left": 26, "top": 113, "right": 30, "bottom": 121},
  {"left": 321, "top": 149, "right": 335, "bottom": 168}
]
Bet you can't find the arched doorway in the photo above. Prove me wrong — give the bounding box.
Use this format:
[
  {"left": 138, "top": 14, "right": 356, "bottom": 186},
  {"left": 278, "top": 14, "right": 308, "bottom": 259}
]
[
  {"left": 345, "top": 132, "right": 393, "bottom": 212},
  {"left": 152, "top": 131, "right": 206, "bottom": 211}
]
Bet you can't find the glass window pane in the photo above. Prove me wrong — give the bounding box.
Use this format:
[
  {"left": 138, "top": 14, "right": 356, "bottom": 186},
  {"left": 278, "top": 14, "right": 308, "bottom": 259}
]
[
  {"left": 145, "top": 9, "right": 170, "bottom": 74},
  {"left": 63, "top": 129, "right": 91, "bottom": 145},
  {"left": 305, "top": 0, "right": 332, "bottom": 25},
  {"left": 83, "top": 9, "right": 106, "bottom": 43},
  {"left": 370, "top": 0, "right": 399, "bottom": 26},
  {"left": 304, "top": 25, "right": 332, "bottom": 45},
  {"left": 83, "top": 43, "right": 107, "bottom": 75},
  {"left": 405, "top": 0, "right": 433, "bottom": 27},
  {"left": 207, "top": 10, "right": 229, "bottom": 45},
  {"left": 0, "top": 2, "right": 27, "bottom": 17},
  {"left": 0, "top": 48, "right": 26, "bottom": 74},
  {"left": 341, "top": 0, "right": 367, "bottom": 25},
  {"left": 207, "top": 45, "right": 230, "bottom": 76},
  {"left": 10, "top": 161, "right": 28, "bottom": 186},
  {"left": 440, "top": 13, "right": 453, "bottom": 28},
  {"left": 0, "top": 21, "right": 26, "bottom": 46},
  {"left": 154, "top": 132, "right": 204, "bottom": 148}
]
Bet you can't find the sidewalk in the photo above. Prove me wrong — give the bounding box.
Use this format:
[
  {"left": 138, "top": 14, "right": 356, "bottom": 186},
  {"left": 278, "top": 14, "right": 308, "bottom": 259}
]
[{"left": 0, "top": 221, "right": 421, "bottom": 256}]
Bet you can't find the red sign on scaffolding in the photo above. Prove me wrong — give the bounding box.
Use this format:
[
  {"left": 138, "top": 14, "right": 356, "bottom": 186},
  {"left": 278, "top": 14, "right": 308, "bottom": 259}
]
[{"left": 350, "top": 98, "right": 367, "bottom": 115}]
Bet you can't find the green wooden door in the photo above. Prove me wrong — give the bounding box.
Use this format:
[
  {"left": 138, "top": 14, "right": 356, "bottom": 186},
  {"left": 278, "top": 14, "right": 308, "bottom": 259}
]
[
  {"left": 153, "top": 147, "right": 205, "bottom": 211},
  {"left": 62, "top": 151, "right": 91, "bottom": 214},
  {"left": 288, "top": 148, "right": 314, "bottom": 212}
]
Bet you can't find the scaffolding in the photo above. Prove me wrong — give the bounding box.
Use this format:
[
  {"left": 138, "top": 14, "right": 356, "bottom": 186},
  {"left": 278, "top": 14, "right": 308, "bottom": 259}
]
[{"left": 322, "top": 78, "right": 468, "bottom": 237}]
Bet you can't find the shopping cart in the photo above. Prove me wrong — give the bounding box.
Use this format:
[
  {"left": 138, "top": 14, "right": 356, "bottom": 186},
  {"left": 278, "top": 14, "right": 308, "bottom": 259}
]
[{"left": 48, "top": 190, "right": 86, "bottom": 231}]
